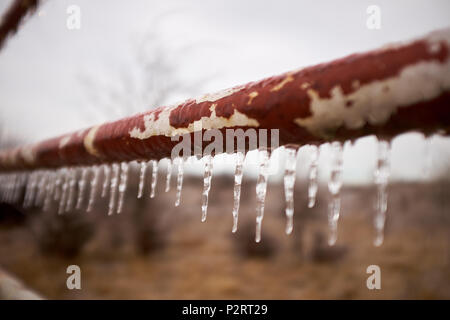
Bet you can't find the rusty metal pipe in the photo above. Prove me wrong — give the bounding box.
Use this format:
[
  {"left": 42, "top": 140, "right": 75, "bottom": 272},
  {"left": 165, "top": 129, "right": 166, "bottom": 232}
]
[{"left": 0, "top": 28, "right": 449, "bottom": 172}]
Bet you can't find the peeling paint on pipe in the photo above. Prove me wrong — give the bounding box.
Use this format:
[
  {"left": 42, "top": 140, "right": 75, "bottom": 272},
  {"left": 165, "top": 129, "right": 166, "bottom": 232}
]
[{"left": 0, "top": 28, "right": 449, "bottom": 172}]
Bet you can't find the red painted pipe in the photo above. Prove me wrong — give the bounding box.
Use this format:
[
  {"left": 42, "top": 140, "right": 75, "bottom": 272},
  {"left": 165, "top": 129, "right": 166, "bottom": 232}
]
[{"left": 0, "top": 28, "right": 449, "bottom": 172}]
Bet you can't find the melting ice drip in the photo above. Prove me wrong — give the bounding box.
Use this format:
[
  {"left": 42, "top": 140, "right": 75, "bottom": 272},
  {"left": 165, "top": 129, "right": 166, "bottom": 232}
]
[
  {"left": 101, "top": 164, "right": 111, "bottom": 198},
  {"left": 307, "top": 145, "right": 319, "bottom": 208},
  {"left": 76, "top": 167, "right": 89, "bottom": 210},
  {"left": 165, "top": 159, "right": 173, "bottom": 192},
  {"left": 117, "top": 162, "right": 129, "bottom": 214},
  {"left": 108, "top": 163, "right": 120, "bottom": 215},
  {"left": 58, "top": 168, "right": 69, "bottom": 214},
  {"left": 66, "top": 168, "right": 78, "bottom": 212},
  {"left": 137, "top": 161, "right": 147, "bottom": 199},
  {"left": 175, "top": 158, "right": 184, "bottom": 207},
  {"left": 231, "top": 152, "right": 245, "bottom": 233},
  {"left": 201, "top": 155, "right": 214, "bottom": 222},
  {"left": 373, "top": 139, "right": 391, "bottom": 247},
  {"left": 87, "top": 166, "right": 100, "bottom": 212},
  {"left": 283, "top": 147, "right": 298, "bottom": 235},
  {"left": 150, "top": 160, "right": 158, "bottom": 198},
  {"left": 255, "top": 149, "right": 271, "bottom": 243},
  {"left": 327, "top": 142, "right": 343, "bottom": 246},
  {"left": 422, "top": 136, "right": 433, "bottom": 179}
]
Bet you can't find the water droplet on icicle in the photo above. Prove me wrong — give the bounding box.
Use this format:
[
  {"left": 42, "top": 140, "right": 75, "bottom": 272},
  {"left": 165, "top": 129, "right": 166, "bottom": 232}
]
[
  {"left": 137, "top": 161, "right": 147, "bottom": 198},
  {"left": 108, "top": 163, "right": 120, "bottom": 215},
  {"left": 175, "top": 158, "right": 184, "bottom": 207},
  {"left": 165, "top": 159, "right": 172, "bottom": 192},
  {"left": 117, "top": 162, "right": 129, "bottom": 214},
  {"left": 373, "top": 139, "right": 391, "bottom": 247},
  {"left": 255, "top": 149, "right": 270, "bottom": 243},
  {"left": 150, "top": 160, "right": 158, "bottom": 198},
  {"left": 65, "top": 168, "right": 78, "bottom": 212},
  {"left": 76, "top": 167, "right": 89, "bottom": 209},
  {"left": 307, "top": 145, "right": 319, "bottom": 208},
  {"left": 87, "top": 166, "right": 100, "bottom": 212},
  {"left": 283, "top": 147, "right": 298, "bottom": 235},
  {"left": 201, "top": 155, "right": 214, "bottom": 222},
  {"left": 232, "top": 152, "right": 245, "bottom": 233},
  {"left": 327, "top": 142, "right": 343, "bottom": 246},
  {"left": 101, "top": 164, "right": 111, "bottom": 198}
]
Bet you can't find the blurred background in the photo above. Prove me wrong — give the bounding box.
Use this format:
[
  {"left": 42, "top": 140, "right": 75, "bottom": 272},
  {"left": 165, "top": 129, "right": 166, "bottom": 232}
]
[{"left": 0, "top": 0, "right": 449, "bottom": 299}]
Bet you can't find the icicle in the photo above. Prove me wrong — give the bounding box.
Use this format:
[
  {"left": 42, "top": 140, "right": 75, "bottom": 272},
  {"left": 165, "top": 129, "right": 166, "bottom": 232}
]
[
  {"left": 422, "top": 136, "right": 433, "bottom": 179},
  {"left": 87, "top": 166, "right": 100, "bottom": 212},
  {"left": 232, "top": 152, "right": 245, "bottom": 233},
  {"left": 201, "top": 155, "right": 214, "bottom": 222},
  {"left": 25, "top": 171, "right": 38, "bottom": 208},
  {"left": 53, "top": 169, "right": 63, "bottom": 201},
  {"left": 373, "top": 139, "right": 391, "bottom": 247},
  {"left": 307, "top": 145, "right": 319, "bottom": 208},
  {"left": 283, "top": 147, "right": 298, "bottom": 235},
  {"left": 65, "top": 168, "right": 77, "bottom": 212},
  {"left": 101, "top": 164, "right": 111, "bottom": 198},
  {"left": 327, "top": 142, "right": 343, "bottom": 246},
  {"left": 255, "top": 150, "right": 270, "bottom": 243},
  {"left": 137, "top": 161, "right": 147, "bottom": 198},
  {"left": 58, "top": 169, "right": 69, "bottom": 214},
  {"left": 165, "top": 159, "right": 172, "bottom": 192},
  {"left": 117, "top": 162, "right": 129, "bottom": 214},
  {"left": 34, "top": 171, "right": 47, "bottom": 207},
  {"left": 108, "top": 163, "right": 120, "bottom": 215},
  {"left": 174, "top": 158, "right": 184, "bottom": 207},
  {"left": 43, "top": 171, "right": 55, "bottom": 211},
  {"left": 76, "top": 167, "right": 89, "bottom": 210},
  {"left": 149, "top": 160, "right": 158, "bottom": 198}
]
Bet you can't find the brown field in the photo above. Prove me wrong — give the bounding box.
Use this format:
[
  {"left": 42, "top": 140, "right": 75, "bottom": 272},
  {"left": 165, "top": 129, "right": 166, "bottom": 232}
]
[{"left": 0, "top": 170, "right": 449, "bottom": 299}]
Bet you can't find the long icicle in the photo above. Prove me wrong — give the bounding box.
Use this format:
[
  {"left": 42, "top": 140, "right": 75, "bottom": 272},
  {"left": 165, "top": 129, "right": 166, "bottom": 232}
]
[
  {"left": 150, "top": 160, "right": 158, "bottom": 198},
  {"left": 65, "top": 168, "right": 77, "bottom": 212},
  {"left": 373, "top": 139, "right": 391, "bottom": 247},
  {"left": 165, "top": 159, "right": 172, "bottom": 192},
  {"left": 175, "top": 158, "right": 184, "bottom": 207},
  {"left": 284, "top": 147, "right": 298, "bottom": 235},
  {"left": 101, "top": 164, "right": 111, "bottom": 198},
  {"left": 255, "top": 149, "right": 270, "bottom": 243},
  {"left": 76, "top": 167, "right": 89, "bottom": 209},
  {"left": 43, "top": 171, "right": 55, "bottom": 211},
  {"left": 327, "top": 142, "right": 344, "bottom": 246},
  {"left": 201, "top": 155, "right": 214, "bottom": 222},
  {"left": 307, "top": 145, "right": 319, "bottom": 208},
  {"left": 53, "top": 168, "right": 63, "bottom": 201},
  {"left": 87, "top": 165, "right": 100, "bottom": 212},
  {"left": 117, "top": 162, "right": 129, "bottom": 214},
  {"left": 58, "top": 169, "right": 69, "bottom": 214},
  {"left": 108, "top": 163, "right": 120, "bottom": 215},
  {"left": 137, "top": 161, "right": 147, "bottom": 198},
  {"left": 422, "top": 136, "right": 433, "bottom": 179},
  {"left": 35, "top": 170, "right": 48, "bottom": 207},
  {"left": 232, "top": 152, "right": 245, "bottom": 233}
]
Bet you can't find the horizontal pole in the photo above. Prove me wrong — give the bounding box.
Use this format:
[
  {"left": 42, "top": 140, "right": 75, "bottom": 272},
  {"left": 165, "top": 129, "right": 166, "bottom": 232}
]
[{"left": 0, "top": 28, "right": 449, "bottom": 172}]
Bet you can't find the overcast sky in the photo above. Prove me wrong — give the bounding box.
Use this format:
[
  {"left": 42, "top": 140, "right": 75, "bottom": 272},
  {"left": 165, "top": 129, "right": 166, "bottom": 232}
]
[{"left": 0, "top": 0, "right": 449, "bottom": 183}]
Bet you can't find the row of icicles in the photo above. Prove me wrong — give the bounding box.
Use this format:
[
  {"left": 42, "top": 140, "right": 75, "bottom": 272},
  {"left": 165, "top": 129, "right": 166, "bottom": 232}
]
[{"left": 0, "top": 139, "right": 392, "bottom": 247}]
